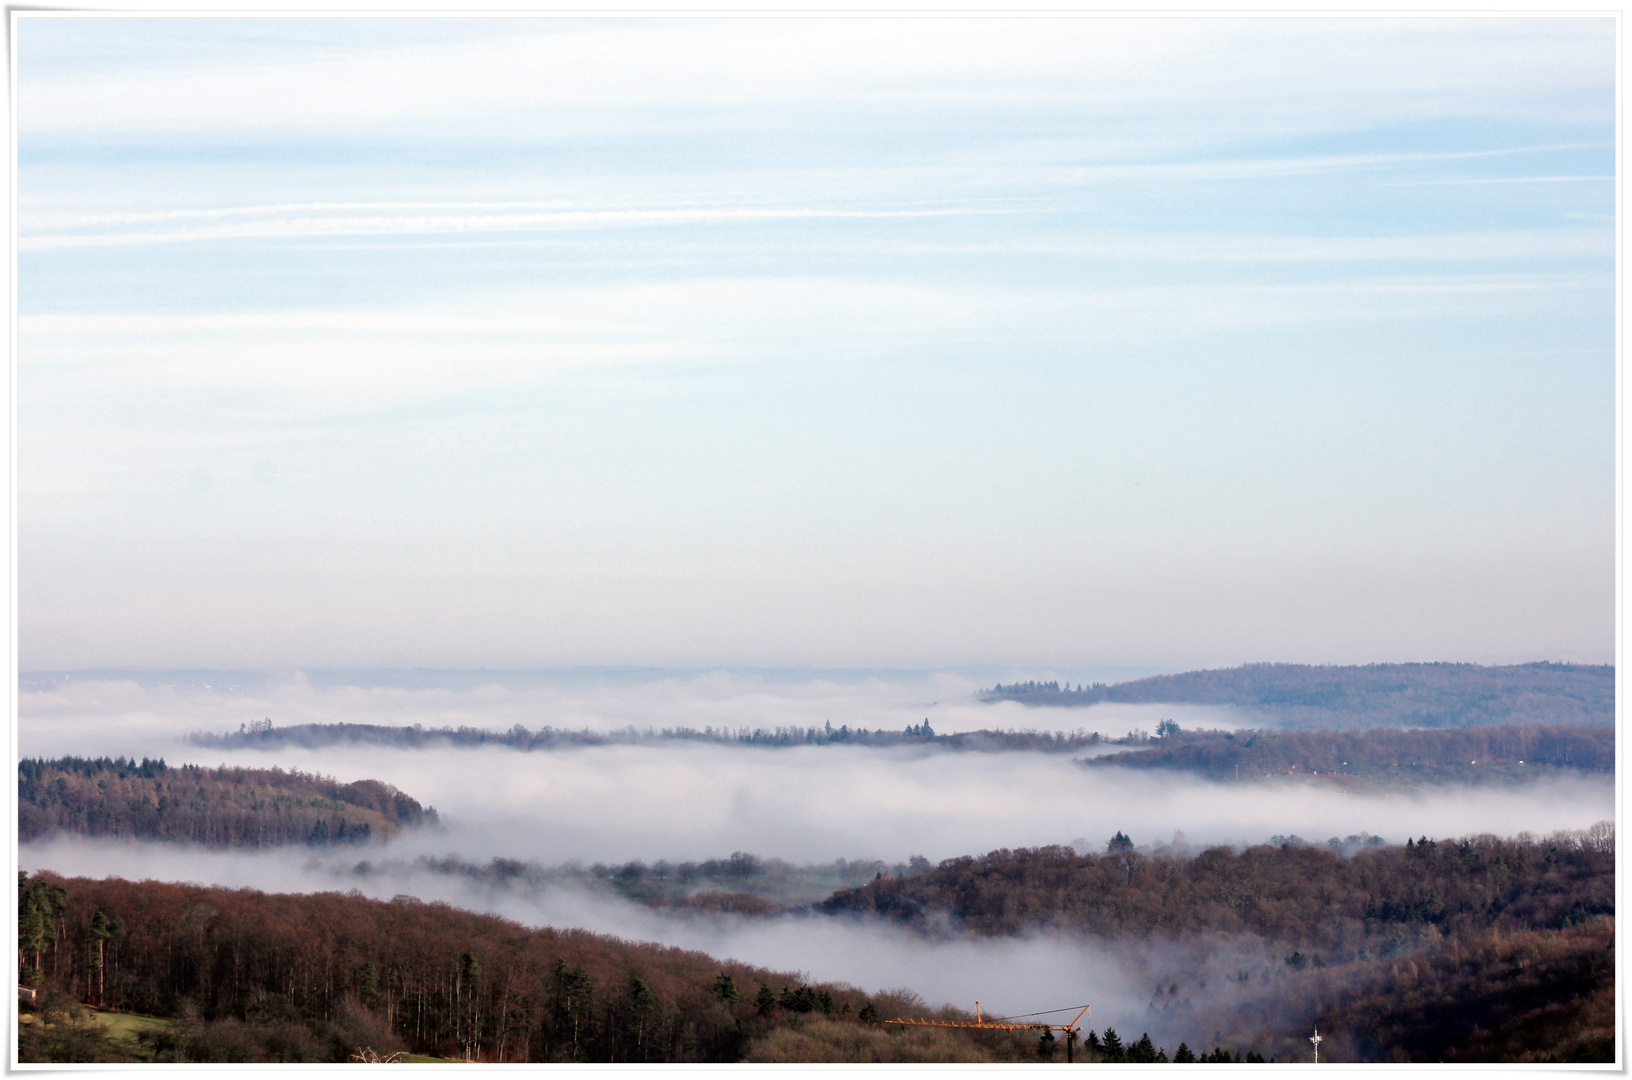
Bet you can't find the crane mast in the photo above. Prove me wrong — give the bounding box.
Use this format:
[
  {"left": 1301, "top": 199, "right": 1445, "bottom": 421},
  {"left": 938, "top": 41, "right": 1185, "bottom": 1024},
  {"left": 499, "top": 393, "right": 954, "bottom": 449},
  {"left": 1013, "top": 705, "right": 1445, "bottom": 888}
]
[{"left": 884, "top": 1003, "right": 1092, "bottom": 1062}]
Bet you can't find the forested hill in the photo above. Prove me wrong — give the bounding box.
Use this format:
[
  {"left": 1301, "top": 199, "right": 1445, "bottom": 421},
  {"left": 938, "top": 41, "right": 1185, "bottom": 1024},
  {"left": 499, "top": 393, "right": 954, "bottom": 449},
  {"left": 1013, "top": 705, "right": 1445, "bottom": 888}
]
[
  {"left": 18, "top": 758, "right": 436, "bottom": 847},
  {"left": 1086, "top": 724, "right": 1613, "bottom": 784},
  {"left": 818, "top": 828, "right": 1614, "bottom": 1062},
  {"left": 818, "top": 828, "right": 1613, "bottom": 947},
  {"left": 18, "top": 873, "right": 1029, "bottom": 1063},
  {"left": 983, "top": 662, "right": 1613, "bottom": 729}
]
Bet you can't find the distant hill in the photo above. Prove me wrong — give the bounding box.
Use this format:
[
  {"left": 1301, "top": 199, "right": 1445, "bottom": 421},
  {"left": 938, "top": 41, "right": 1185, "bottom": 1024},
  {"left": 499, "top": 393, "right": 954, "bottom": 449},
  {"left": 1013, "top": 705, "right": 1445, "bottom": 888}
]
[
  {"left": 190, "top": 721, "right": 1109, "bottom": 754},
  {"left": 983, "top": 662, "right": 1613, "bottom": 729},
  {"left": 1085, "top": 724, "right": 1613, "bottom": 784},
  {"left": 18, "top": 757, "right": 437, "bottom": 847}
]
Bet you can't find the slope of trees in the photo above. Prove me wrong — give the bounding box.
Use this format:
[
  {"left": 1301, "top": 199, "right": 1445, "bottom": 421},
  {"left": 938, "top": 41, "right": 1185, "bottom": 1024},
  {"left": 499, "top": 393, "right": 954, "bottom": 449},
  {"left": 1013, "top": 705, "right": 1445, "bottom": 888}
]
[
  {"left": 817, "top": 828, "right": 1614, "bottom": 1063},
  {"left": 1314, "top": 919, "right": 1613, "bottom": 1063},
  {"left": 15, "top": 873, "right": 1019, "bottom": 1063},
  {"left": 819, "top": 827, "right": 1613, "bottom": 949},
  {"left": 1086, "top": 724, "right": 1614, "bottom": 783},
  {"left": 18, "top": 758, "right": 436, "bottom": 847},
  {"left": 984, "top": 662, "right": 1613, "bottom": 729}
]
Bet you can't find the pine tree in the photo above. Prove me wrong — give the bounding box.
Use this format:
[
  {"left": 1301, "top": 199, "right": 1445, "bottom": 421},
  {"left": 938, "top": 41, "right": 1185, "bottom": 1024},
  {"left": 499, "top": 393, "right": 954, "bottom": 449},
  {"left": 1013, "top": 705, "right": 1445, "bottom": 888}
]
[
  {"left": 360, "top": 959, "right": 381, "bottom": 1005},
  {"left": 553, "top": 959, "right": 593, "bottom": 1060},
  {"left": 89, "top": 911, "right": 112, "bottom": 1004},
  {"left": 627, "top": 977, "right": 656, "bottom": 1062}
]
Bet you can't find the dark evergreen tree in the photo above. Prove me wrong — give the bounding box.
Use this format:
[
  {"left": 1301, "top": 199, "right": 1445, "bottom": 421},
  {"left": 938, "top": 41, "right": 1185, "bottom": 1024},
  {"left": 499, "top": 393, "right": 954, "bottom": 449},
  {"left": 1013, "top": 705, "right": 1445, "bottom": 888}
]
[
  {"left": 627, "top": 977, "right": 656, "bottom": 1061},
  {"left": 553, "top": 959, "right": 593, "bottom": 1060}
]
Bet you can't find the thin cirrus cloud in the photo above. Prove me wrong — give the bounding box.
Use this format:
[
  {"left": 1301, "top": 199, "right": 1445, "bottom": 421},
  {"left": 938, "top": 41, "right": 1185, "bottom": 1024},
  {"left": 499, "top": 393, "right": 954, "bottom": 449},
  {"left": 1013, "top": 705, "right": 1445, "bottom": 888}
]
[
  {"left": 16, "top": 19, "right": 1611, "bottom": 144},
  {"left": 19, "top": 204, "right": 1011, "bottom": 251},
  {"left": 15, "top": 16, "right": 1613, "bottom": 671},
  {"left": 18, "top": 270, "right": 1604, "bottom": 415}
]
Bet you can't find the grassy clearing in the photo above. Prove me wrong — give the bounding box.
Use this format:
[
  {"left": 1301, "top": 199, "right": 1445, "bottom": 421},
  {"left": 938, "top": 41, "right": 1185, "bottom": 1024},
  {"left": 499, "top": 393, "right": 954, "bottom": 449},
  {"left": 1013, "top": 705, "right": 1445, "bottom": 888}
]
[{"left": 90, "top": 1008, "right": 171, "bottom": 1045}]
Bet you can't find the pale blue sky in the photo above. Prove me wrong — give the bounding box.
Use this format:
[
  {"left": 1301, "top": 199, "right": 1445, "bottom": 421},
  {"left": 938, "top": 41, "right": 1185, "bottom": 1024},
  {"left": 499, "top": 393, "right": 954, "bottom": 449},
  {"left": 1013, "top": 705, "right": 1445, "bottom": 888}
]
[{"left": 16, "top": 16, "right": 1615, "bottom": 669}]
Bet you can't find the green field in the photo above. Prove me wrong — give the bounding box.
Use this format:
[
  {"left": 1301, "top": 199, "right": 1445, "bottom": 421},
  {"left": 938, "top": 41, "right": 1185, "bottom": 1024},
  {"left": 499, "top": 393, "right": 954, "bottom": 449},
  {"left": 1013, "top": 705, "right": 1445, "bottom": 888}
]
[{"left": 91, "top": 1008, "right": 171, "bottom": 1046}]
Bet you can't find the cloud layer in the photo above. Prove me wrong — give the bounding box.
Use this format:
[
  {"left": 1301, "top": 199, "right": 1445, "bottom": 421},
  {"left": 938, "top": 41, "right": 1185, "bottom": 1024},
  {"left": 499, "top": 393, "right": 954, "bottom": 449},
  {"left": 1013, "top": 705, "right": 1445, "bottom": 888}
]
[
  {"left": 20, "top": 675, "right": 1613, "bottom": 865},
  {"left": 18, "top": 17, "right": 1613, "bottom": 669}
]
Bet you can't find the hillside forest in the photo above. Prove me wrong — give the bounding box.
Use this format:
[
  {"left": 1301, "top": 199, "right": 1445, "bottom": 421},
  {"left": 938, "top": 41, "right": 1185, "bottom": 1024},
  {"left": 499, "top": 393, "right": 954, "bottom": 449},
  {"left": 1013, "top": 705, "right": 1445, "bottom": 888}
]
[
  {"left": 1085, "top": 724, "right": 1613, "bottom": 785},
  {"left": 17, "top": 758, "right": 437, "bottom": 847},
  {"left": 819, "top": 826, "right": 1614, "bottom": 1062},
  {"left": 19, "top": 872, "right": 1161, "bottom": 1064},
  {"left": 983, "top": 662, "right": 1612, "bottom": 729}
]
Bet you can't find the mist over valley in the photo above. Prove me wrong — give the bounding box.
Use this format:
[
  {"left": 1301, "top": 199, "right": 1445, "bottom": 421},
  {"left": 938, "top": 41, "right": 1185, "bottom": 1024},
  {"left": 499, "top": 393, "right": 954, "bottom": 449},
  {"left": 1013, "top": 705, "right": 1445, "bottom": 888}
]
[
  {"left": 17, "top": 665, "right": 1617, "bottom": 1063},
  {"left": 16, "top": 14, "right": 1615, "bottom": 1065}
]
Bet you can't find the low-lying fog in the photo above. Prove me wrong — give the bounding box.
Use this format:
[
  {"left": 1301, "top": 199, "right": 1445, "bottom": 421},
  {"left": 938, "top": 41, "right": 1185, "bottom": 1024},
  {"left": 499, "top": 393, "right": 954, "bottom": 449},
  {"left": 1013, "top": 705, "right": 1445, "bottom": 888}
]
[
  {"left": 19, "top": 669, "right": 1616, "bottom": 1026},
  {"left": 15, "top": 835, "right": 1308, "bottom": 1044},
  {"left": 20, "top": 672, "right": 1613, "bottom": 864},
  {"left": 19, "top": 668, "right": 1246, "bottom": 760}
]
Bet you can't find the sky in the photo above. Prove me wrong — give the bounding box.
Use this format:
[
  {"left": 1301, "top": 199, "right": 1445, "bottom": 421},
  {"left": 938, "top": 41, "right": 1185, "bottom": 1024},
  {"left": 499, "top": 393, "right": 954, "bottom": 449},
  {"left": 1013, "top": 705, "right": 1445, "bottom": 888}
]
[{"left": 16, "top": 16, "right": 1616, "bottom": 672}]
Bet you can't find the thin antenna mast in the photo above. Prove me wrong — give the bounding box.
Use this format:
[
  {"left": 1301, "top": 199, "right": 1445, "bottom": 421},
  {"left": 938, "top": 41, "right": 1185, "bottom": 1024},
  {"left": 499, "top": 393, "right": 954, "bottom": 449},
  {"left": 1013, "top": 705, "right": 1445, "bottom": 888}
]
[{"left": 1309, "top": 1026, "right": 1323, "bottom": 1063}]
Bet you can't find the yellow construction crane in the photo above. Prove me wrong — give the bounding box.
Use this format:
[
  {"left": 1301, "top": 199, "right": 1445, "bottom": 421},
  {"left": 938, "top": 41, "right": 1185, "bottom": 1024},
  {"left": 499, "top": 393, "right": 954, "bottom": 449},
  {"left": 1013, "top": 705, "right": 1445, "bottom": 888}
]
[{"left": 885, "top": 1002, "right": 1092, "bottom": 1062}]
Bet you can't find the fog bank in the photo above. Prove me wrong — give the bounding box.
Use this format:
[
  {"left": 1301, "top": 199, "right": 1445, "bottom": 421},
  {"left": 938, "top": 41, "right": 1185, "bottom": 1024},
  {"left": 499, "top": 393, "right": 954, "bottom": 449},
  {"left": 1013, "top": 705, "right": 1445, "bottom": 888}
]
[
  {"left": 20, "top": 676, "right": 1612, "bottom": 865},
  {"left": 14, "top": 835, "right": 1300, "bottom": 1046},
  {"left": 19, "top": 670, "right": 1247, "bottom": 762}
]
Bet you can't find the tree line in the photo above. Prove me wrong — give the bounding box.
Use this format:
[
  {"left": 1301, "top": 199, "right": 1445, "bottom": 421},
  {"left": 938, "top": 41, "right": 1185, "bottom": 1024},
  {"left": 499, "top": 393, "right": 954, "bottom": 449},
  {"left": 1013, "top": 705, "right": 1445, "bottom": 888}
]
[
  {"left": 1086, "top": 724, "right": 1614, "bottom": 781},
  {"left": 191, "top": 720, "right": 1112, "bottom": 754},
  {"left": 821, "top": 826, "right": 1612, "bottom": 949},
  {"left": 18, "top": 758, "right": 437, "bottom": 847}
]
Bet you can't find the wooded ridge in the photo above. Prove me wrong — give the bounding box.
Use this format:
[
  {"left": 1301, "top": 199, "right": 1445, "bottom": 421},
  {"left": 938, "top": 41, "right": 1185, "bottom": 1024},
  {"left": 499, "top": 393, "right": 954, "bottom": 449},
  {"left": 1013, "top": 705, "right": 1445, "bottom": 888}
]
[
  {"left": 816, "top": 828, "right": 1613, "bottom": 1062},
  {"left": 17, "top": 872, "right": 1053, "bottom": 1063},
  {"left": 1084, "top": 724, "right": 1613, "bottom": 782},
  {"left": 191, "top": 720, "right": 1112, "bottom": 753},
  {"left": 984, "top": 662, "right": 1613, "bottom": 729},
  {"left": 18, "top": 757, "right": 437, "bottom": 847}
]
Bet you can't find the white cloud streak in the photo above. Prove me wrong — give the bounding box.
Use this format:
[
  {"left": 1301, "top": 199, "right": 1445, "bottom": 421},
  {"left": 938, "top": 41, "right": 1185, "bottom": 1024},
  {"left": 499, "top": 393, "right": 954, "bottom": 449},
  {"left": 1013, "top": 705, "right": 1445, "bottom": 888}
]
[
  {"left": 18, "top": 18, "right": 1611, "bottom": 143},
  {"left": 21, "top": 205, "right": 1007, "bottom": 251}
]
